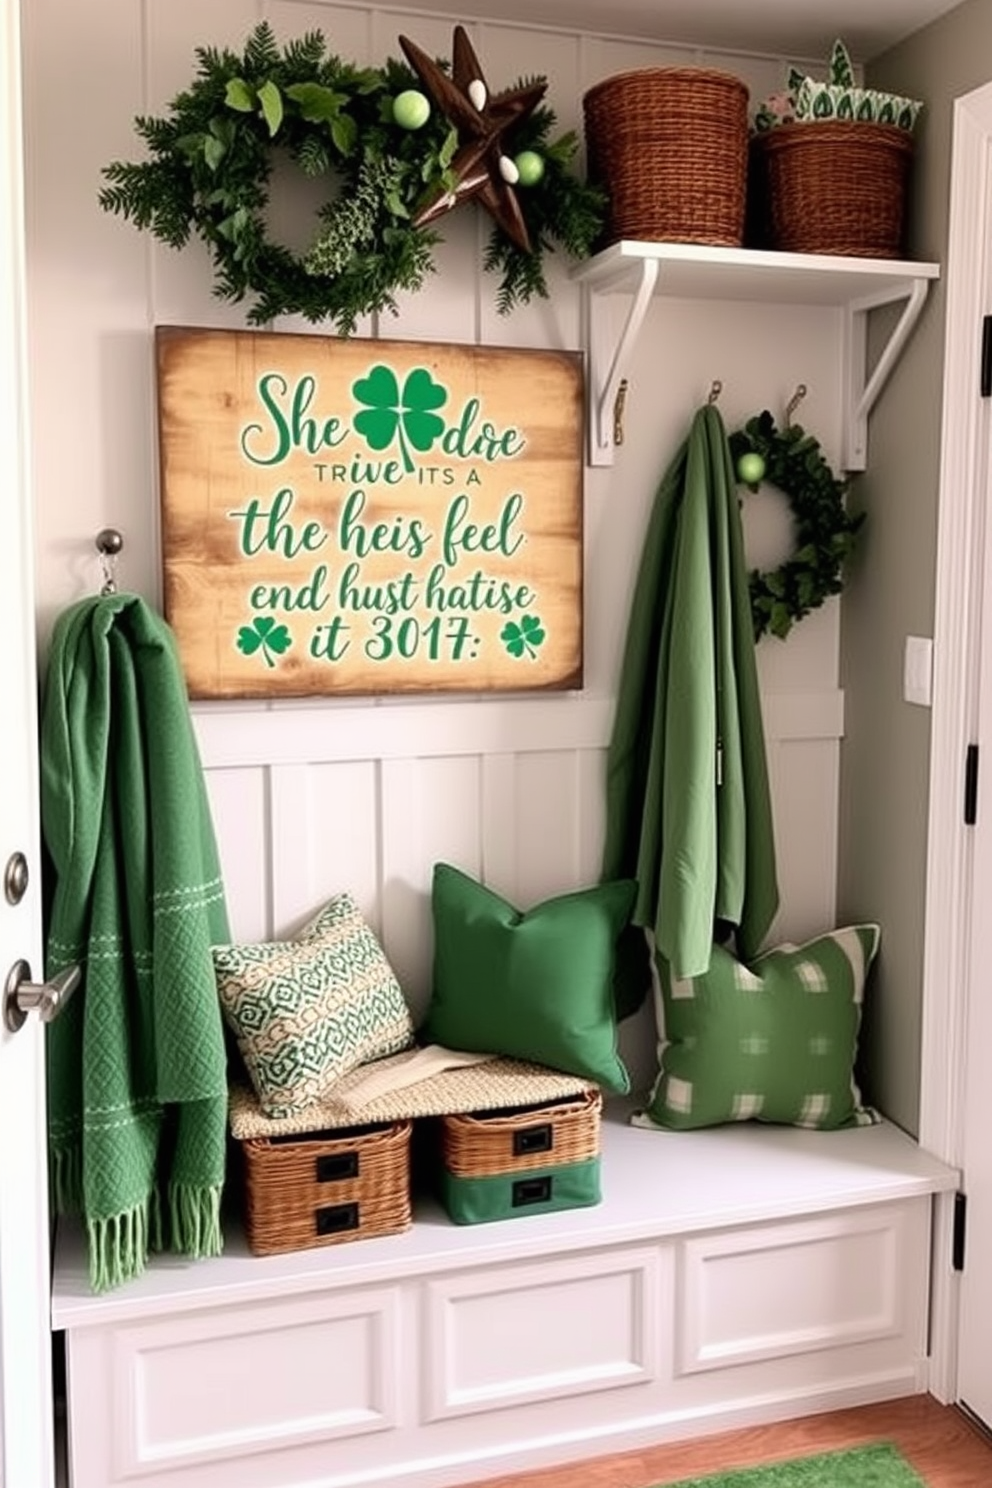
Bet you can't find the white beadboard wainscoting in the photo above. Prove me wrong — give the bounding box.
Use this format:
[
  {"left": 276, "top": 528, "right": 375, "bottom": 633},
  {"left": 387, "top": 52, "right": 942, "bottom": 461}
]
[{"left": 194, "top": 684, "right": 844, "bottom": 1060}]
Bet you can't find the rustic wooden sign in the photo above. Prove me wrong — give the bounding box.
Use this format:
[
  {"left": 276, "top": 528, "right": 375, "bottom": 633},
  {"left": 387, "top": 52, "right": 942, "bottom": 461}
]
[{"left": 156, "top": 328, "right": 583, "bottom": 698}]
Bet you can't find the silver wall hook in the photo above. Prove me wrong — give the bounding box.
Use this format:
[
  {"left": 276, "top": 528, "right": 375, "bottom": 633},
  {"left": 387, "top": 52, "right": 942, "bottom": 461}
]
[{"left": 95, "top": 528, "right": 123, "bottom": 596}]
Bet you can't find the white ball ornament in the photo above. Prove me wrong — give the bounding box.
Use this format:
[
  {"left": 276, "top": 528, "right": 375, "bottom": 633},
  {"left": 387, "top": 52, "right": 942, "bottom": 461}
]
[
  {"left": 392, "top": 89, "right": 431, "bottom": 130},
  {"left": 499, "top": 154, "right": 520, "bottom": 184},
  {"left": 514, "top": 149, "right": 545, "bottom": 186},
  {"left": 467, "top": 78, "right": 488, "bottom": 111}
]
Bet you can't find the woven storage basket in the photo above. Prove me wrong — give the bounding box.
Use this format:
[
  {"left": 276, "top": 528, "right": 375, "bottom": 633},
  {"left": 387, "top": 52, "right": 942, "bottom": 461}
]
[
  {"left": 753, "top": 121, "right": 913, "bottom": 258},
  {"left": 242, "top": 1119, "right": 412, "bottom": 1255},
  {"left": 583, "top": 67, "right": 749, "bottom": 247},
  {"left": 437, "top": 1089, "right": 603, "bottom": 1224}
]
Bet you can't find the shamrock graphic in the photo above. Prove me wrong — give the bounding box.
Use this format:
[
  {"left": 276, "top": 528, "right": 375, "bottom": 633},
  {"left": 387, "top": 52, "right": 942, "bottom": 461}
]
[
  {"left": 500, "top": 614, "right": 546, "bottom": 660},
  {"left": 352, "top": 365, "right": 447, "bottom": 474},
  {"left": 237, "top": 616, "right": 293, "bottom": 668}
]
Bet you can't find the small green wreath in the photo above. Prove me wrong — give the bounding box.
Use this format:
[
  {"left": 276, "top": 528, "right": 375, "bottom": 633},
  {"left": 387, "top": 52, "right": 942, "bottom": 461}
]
[
  {"left": 98, "top": 22, "right": 606, "bottom": 334},
  {"left": 729, "top": 411, "right": 864, "bottom": 640}
]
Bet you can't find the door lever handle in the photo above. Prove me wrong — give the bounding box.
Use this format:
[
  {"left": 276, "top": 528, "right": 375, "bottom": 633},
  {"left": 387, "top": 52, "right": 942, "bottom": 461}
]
[{"left": 4, "top": 960, "right": 81, "bottom": 1033}]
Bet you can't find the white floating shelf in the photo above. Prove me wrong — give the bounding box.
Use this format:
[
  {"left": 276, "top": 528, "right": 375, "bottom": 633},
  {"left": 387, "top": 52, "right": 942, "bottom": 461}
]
[{"left": 572, "top": 241, "right": 940, "bottom": 470}]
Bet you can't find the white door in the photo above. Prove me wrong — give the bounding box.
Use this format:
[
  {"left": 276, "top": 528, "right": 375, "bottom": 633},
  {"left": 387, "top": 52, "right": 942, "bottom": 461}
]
[
  {"left": 959, "top": 393, "right": 992, "bottom": 1428},
  {"left": 938, "top": 76, "right": 992, "bottom": 1434},
  {"left": 0, "top": 0, "right": 56, "bottom": 1481}
]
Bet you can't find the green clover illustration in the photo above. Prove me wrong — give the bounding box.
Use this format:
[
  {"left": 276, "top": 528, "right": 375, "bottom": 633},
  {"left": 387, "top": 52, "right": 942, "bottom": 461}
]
[
  {"left": 237, "top": 616, "right": 293, "bottom": 668},
  {"left": 500, "top": 613, "right": 546, "bottom": 660},
  {"left": 352, "top": 365, "right": 447, "bottom": 474}
]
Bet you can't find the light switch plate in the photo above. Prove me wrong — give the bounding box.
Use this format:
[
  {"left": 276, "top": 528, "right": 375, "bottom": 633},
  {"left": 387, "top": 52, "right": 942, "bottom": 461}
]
[{"left": 904, "top": 635, "right": 933, "bottom": 707}]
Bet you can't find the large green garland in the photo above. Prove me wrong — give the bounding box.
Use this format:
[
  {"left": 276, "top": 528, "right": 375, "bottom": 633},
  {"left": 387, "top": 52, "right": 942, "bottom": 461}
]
[
  {"left": 98, "top": 23, "right": 606, "bottom": 334},
  {"left": 729, "top": 411, "right": 864, "bottom": 641}
]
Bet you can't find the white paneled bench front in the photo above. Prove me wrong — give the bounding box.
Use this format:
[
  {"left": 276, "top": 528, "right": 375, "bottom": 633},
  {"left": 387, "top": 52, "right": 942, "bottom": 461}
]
[{"left": 52, "top": 1105, "right": 957, "bottom": 1488}]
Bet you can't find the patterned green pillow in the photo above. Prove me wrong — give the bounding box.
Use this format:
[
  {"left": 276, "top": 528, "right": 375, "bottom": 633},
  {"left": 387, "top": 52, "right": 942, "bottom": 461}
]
[
  {"left": 636, "top": 926, "right": 880, "bottom": 1132},
  {"left": 213, "top": 894, "right": 415, "bottom": 1118}
]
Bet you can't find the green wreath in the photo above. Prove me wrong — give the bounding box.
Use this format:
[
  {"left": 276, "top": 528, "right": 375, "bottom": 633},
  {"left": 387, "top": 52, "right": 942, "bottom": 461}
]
[
  {"left": 98, "top": 23, "right": 606, "bottom": 334},
  {"left": 729, "top": 411, "right": 864, "bottom": 641}
]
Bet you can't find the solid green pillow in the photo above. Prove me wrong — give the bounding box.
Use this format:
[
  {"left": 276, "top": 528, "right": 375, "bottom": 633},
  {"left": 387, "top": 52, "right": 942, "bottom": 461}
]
[
  {"left": 637, "top": 925, "right": 881, "bottom": 1131},
  {"left": 424, "top": 863, "right": 635, "bottom": 1094}
]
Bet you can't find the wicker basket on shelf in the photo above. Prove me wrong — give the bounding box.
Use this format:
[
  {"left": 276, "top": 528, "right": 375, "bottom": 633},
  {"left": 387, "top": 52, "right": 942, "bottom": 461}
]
[
  {"left": 752, "top": 121, "right": 914, "bottom": 258},
  {"left": 583, "top": 67, "right": 749, "bottom": 248},
  {"left": 437, "top": 1088, "right": 603, "bottom": 1225},
  {"left": 242, "top": 1118, "right": 412, "bottom": 1255}
]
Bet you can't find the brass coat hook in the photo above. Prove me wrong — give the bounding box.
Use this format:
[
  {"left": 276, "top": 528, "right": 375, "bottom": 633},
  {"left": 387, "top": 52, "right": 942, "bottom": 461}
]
[
  {"left": 707, "top": 379, "right": 723, "bottom": 406},
  {"left": 613, "top": 378, "right": 629, "bottom": 448},
  {"left": 785, "top": 383, "right": 808, "bottom": 425}
]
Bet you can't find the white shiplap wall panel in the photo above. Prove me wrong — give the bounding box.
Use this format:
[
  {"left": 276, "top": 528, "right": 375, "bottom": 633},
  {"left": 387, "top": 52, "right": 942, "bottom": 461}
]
[
  {"left": 379, "top": 207, "right": 482, "bottom": 346},
  {"left": 580, "top": 36, "right": 700, "bottom": 82},
  {"left": 704, "top": 51, "right": 796, "bottom": 110},
  {"left": 192, "top": 695, "right": 613, "bottom": 766},
  {"left": 480, "top": 753, "right": 519, "bottom": 899},
  {"left": 380, "top": 753, "right": 482, "bottom": 1016},
  {"left": 22, "top": 0, "right": 156, "bottom": 633},
  {"left": 268, "top": 759, "right": 381, "bottom": 936},
  {"left": 577, "top": 745, "right": 608, "bottom": 881},
  {"left": 764, "top": 737, "right": 840, "bottom": 947},
  {"left": 206, "top": 766, "right": 271, "bottom": 943},
  {"left": 586, "top": 293, "right": 846, "bottom": 700},
  {"left": 196, "top": 686, "right": 843, "bottom": 994},
  {"left": 305, "top": 759, "right": 382, "bottom": 921},
  {"left": 269, "top": 0, "right": 374, "bottom": 57},
  {"left": 513, "top": 749, "right": 585, "bottom": 903}
]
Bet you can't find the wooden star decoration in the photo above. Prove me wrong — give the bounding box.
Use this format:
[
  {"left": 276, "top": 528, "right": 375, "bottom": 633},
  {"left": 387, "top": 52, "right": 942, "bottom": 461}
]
[{"left": 398, "top": 26, "right": 547, "bottom": 254}]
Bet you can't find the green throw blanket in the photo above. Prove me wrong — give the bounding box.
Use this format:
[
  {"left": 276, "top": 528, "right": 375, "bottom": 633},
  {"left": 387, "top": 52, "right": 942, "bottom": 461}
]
[
  {"left": 603, "top": 404, "right": 779, "bottom": 1012},
  {"left": 42, "top": 594, "right": 230, "bottom": 1291}
]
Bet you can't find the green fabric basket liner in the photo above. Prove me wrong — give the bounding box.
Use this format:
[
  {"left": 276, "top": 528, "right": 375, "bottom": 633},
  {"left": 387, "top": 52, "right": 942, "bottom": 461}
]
[{"left": 439, "top": 1156, "right": 601, "bottom": 1225}]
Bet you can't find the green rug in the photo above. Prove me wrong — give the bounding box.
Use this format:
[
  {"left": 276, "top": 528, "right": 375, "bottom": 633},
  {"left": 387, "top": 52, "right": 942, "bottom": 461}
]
[{"left": 658, "top": 1442, "right": 926, "bottom": 1487}]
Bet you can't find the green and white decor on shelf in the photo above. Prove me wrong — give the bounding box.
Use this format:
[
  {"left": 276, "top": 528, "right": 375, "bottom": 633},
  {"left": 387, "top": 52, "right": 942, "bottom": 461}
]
[{"left": 754, "top": 39, "right": 922, "bottom": 133}]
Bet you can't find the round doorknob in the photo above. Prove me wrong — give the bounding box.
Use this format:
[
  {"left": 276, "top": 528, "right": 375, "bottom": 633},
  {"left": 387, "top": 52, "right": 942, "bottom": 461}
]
[
  {"left": 3, "top": 852, "right": 29, "bottom": 905},
  {"left": 4, "top": 961, "right": 81, "bottom": 1033}
]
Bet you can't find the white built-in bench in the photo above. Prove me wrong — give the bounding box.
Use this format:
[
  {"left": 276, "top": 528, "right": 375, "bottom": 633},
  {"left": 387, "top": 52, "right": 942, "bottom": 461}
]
[{"left": 51, "top": 1105, "right": 957, "bottom": 1488}]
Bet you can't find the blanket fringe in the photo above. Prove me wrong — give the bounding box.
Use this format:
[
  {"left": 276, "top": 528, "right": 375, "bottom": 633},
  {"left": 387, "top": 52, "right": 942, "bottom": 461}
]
[
  {"left": 88, "top": 1202, "right": 152, "bottom": 1293},
  {"left": 51, "top": 1145, "right": 83, "bottom": 1216},
  {"left": 168, "top": 1182, "right": 224, "bottom": 1260},
  {"left": 86, "top": 1184, "right": 222, "bottom": 1291}
]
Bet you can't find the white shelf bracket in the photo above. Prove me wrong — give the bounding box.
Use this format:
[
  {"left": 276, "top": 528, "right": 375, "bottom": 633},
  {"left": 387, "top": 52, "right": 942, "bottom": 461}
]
[
  {"left": 586, "top": 257, "right": 658, "bottom": 467},
  {"left": 842, "top": 276, "right": 931, "bottom": 471}
]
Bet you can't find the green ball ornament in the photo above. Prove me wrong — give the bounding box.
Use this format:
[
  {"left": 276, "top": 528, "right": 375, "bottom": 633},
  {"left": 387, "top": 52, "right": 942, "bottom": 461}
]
[
  {"left": 514, "top": 149, "right": 545, "bottom": 186},
  {"left": 736, "top": 451, "right": 766, "bottom": 486},
  {"left": 392, "top": 89, "right": 431, "bottom": 130}
]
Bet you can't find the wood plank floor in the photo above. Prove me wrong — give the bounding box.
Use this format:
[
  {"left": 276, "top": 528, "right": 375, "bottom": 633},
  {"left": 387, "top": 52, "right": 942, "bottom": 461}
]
[{"left": 464, "top": 1396, "right": 992, "bottom": 1488}]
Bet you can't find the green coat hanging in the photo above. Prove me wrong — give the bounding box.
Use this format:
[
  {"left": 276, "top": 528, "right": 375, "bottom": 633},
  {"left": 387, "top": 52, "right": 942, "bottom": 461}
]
[{"left": 603, "top": 403, "right": 779, "bottom": 1014}]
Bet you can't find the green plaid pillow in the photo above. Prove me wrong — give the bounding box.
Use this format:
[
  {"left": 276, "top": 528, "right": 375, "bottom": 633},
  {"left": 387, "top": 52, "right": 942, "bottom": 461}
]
[
  {"left": 636, "top": 926, "right": 880, "bottom": 1132},
  {"left": 213, "top": 893, "right": 415, "bottom": 1118}
]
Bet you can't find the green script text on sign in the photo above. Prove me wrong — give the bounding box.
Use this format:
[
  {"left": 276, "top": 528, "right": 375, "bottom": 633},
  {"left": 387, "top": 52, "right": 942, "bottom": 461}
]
[{"left": 157, "top": 328, "right": 584, "bottom": 698}]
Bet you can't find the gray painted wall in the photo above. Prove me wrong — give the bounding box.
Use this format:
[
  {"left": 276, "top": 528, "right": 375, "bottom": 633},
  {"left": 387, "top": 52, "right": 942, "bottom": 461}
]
[{"left": 841, "top": 0, "right": 992, "bottom": 1134}]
